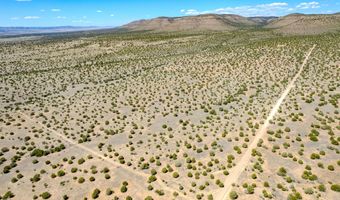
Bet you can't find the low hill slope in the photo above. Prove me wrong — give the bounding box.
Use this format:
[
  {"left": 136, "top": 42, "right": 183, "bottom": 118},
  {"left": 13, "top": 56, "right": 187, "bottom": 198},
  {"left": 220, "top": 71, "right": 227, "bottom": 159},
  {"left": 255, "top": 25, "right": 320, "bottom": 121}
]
[
  {"left": 120, "top": 14, "right": 258, "bottom": 32},
  {"left": 266, "top": 13, "right": 340, "bottom": 35},
  {"left": 247, "top": 16, "right": 278, "bottom": 25}
]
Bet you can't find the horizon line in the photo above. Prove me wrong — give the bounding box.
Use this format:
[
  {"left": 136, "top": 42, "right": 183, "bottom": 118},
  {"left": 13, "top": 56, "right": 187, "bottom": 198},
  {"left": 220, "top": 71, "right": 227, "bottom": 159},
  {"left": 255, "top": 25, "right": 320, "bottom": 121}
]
[{"left": 1, "top": 11, "right": 339, "bottom": 28}]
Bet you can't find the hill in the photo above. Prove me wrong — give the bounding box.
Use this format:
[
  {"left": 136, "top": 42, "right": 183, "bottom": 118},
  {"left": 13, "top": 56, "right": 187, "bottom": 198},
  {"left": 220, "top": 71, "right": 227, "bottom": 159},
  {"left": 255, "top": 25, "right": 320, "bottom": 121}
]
[
  {"left": 120, "top": 14, "right": 259, "bottom": 32},
  {"left": 265, "top": 13, "right": 340, "bottom": 35},
  {"left": 119, "top": 13, "right": 340, "bottom": 35}
]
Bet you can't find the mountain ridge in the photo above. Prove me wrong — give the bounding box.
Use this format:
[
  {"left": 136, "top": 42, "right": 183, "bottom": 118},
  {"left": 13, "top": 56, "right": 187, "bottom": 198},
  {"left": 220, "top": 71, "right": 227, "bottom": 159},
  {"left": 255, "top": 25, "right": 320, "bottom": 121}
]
[{"left": 120, "top": 13, "right": 340, "bottom": 35}]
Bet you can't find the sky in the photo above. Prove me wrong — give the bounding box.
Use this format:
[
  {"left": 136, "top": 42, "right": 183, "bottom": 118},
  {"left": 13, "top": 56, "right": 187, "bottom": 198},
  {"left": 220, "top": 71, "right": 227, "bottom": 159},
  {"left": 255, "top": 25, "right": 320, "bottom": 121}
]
[{"left": 0, "top": 0, "right": 339, "bottom": 27}]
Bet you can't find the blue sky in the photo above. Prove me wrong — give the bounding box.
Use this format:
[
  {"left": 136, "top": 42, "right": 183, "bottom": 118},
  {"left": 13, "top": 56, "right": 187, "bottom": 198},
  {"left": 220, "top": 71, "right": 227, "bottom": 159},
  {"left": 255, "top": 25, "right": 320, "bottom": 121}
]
[{"left": 0, "top": 0, "right": 339, "bottom": 27}]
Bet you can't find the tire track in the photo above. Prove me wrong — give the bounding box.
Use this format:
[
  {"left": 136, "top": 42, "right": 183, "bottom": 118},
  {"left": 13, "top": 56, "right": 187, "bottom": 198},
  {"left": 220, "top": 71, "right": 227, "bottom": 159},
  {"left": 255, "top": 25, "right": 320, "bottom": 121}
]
[
  {"left": 18, "top": 111, "right": 189, "bottom": 200},
  {"left": 217, "top": 45, "right": 316, "bottom": 200}
]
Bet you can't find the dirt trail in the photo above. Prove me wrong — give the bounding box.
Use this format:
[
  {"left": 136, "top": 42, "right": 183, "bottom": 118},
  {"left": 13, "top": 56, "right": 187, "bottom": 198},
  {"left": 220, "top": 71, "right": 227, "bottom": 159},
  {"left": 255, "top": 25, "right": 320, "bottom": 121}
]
[
  {"left": 216, "top": 45, "right": 316, "bottom": 200},
  {"left": 18, "top": 111, "right": 189, "bottom": 200}
]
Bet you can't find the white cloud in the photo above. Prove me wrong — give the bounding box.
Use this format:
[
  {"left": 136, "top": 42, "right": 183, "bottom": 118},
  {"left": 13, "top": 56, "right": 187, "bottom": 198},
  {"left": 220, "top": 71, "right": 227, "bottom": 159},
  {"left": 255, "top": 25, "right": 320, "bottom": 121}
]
[
  {"left": 72, "top": 19, "right": 91, "bottom": 24},
  {"left": 96, "top": 10, "right": 103, "bottom": 13},
  {"left": 72, "top": 16, "right": 90, "bottom": 24},
  {"left": 296, "top": 2, "right": 320, "bottom": 9},
  {"left": 265, "top": 2, "right": 288, "bottom": 7},
  {"left": 255, "top": 2, "right": 288, "bottom": 9},
  {"left": 16, "top": 0, "right": 32, "bottom": 2},
  {"left": 181, "top": 9, "right": 201, "bottom": 15},
  {"left": 23, "top": 16, "right": 40, "bottom": 19},
  {"left": 51, "top": 8, "right": 61, "bottom": 12},
  {"left": 10, "top": 17, "right": 19, "bottom": 20},
  {"left": 56, "top": 16, "right": 67, "bottom": 19},
  {"left": 180, "top": 2, "right": 321, "bottom": 16},
  {"left": 110, "top": 14, "right": 115, "bottom": 17}
]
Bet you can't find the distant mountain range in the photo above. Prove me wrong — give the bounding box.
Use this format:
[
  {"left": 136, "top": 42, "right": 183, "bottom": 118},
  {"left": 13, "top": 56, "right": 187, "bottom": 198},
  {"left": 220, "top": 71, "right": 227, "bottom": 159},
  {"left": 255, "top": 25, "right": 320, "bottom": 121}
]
[
  {"left": 1, "top": 13, "right": 339, "bottom": 36},
  {"left": 0, "top": 26, "right": 103, "bottom": 36},
  {"left": 120, "top": 13, "right": 340, "bottom": 35}
]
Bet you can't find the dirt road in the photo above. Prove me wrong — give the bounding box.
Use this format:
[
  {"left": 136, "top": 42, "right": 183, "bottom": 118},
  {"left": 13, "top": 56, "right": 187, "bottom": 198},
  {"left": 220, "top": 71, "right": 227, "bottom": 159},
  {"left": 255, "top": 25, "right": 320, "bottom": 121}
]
[
  {"left": 216, "top": 45, "right": 316, "bottom": 200},
  {"left": 18, "top": 111, "right": 189, "bottom": 200}
]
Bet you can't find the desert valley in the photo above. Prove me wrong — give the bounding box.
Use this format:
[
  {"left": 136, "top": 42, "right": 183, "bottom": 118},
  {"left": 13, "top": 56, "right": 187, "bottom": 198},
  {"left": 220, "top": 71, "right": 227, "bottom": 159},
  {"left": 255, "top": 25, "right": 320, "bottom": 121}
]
[{"left": 0, "top": 12, "right": 339, "bottom": 200}]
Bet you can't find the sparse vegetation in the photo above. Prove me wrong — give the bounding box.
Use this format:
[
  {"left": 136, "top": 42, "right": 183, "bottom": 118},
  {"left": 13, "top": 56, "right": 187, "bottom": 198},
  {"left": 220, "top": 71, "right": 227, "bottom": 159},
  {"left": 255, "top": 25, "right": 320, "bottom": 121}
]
[{"left": 0, "top": 26, "right": 339, "bottom": 200}]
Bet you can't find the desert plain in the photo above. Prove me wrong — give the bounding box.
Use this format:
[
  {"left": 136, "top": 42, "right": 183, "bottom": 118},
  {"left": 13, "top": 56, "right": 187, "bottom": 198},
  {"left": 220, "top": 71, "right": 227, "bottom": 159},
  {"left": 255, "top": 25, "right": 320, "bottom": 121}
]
[{"left": 0, "top": 23, "right": 339, "bottom": 200}]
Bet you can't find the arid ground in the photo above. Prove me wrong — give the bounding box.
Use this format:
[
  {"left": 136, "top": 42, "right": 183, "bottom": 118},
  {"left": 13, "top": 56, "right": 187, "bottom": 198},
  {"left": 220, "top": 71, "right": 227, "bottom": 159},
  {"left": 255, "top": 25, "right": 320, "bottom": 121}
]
[{"left": 0, "top": 30, "right": 339, "bottom": 200}]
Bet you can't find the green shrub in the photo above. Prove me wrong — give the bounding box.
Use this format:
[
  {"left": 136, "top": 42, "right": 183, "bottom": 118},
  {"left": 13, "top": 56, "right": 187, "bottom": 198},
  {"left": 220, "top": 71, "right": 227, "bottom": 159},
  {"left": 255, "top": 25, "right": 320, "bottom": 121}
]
[
  {"left": 246, "top": 185, "right": 254, "bottom": 194},
  {"left": 30, "top": 174, "right": 41, "bottom": 183},
  {"left": 57, "top": 170, "right": 65, "bottom": 177},
  {"left": 40, "top": 192, "right": 51, "bottom": 199},
  {"left": 304, "top": 188, "right": 314, "bottom": 195},
  {"left": 121, "top": 185, "right": 128, "bottom": 193},
  {"left": 148, "top": 175, "right": 157, "bottom": 183},
  {"left": 331, "top": 184, "right": 340, "bottom": 192},
  {"left": 172, "top": 172, "right": 179, "bottom": 178},
  {"left": 105, "top": 188, "right": 113, "bottom": 196},
  {"left": 78, "top": 177, "right": 85, "bottom": 183},
  {"left": 31, "top": 149, "right": 45, "bottom": 157},
  {"left": 229, "top": 191, "right": 238, "bottom": 199},
  {"left": 1, "top": 147, "right": 9, "bottom": 153},
  {"left": 78, "top": 158, "right": 85, "bottom": 165},
  {"left": 2, "top": 191, "right": 15, "bottom": 199},
  {"left": 318, "top": 184, "right": 326, "bottom": 192},
  {"left": 105, "top": 174, "right": 110, "bottom": 179},
  {"left": 92, "top": 189, "right": 100, "bottom": 199},
  {"left": 287, "top": 192, "right": 302, "bottom": 200},
  {"left": 264, "top": 181, "right": 269, "bottom": 187},
  {"left": 277, "top": 167, "right": 287, "bottom": 176},
  {"left": 328, "top": 165, "right": 335, "bottom": 171}
]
